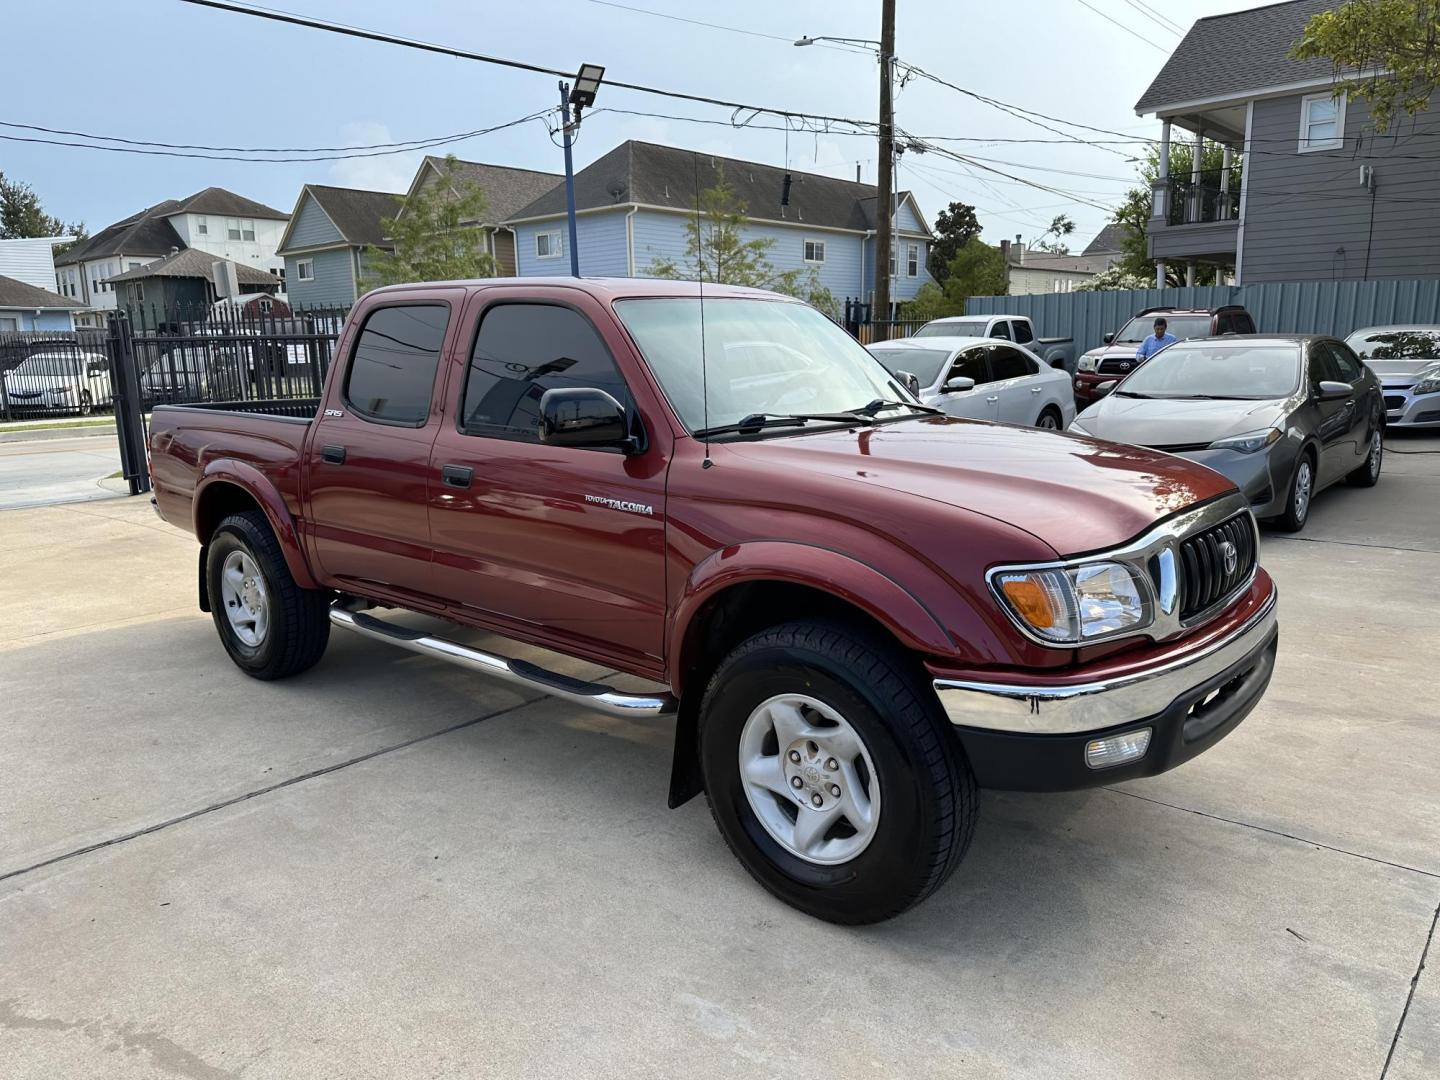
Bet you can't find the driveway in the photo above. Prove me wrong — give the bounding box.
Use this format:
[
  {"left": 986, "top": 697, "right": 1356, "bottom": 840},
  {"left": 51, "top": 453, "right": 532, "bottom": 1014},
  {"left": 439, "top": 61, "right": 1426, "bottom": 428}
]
[
  {"left": 1, "top": 443, "right": 1437, "bottom": 1079},
  {"left": 0, "top": 429, "right": 123, "bottom": 510}
]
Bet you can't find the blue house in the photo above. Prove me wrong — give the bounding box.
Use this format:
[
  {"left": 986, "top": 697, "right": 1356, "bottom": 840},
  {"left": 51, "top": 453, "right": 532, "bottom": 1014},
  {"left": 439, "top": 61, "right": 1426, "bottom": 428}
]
[
  {"left": 0, "top": 274, "right": 83, "bottom": 332},
  {"left": 276, "top": 185, "right": 402, "bottom": 309},
  {"left": 502, "top": 141, "right": 936, "bottom": 309}
]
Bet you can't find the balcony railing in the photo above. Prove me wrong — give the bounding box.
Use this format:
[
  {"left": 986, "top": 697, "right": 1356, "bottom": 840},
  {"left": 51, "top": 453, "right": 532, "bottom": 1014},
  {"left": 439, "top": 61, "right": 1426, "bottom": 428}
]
[{"left": 1165, "top": 169, "right": 1241, "bottom": 226}]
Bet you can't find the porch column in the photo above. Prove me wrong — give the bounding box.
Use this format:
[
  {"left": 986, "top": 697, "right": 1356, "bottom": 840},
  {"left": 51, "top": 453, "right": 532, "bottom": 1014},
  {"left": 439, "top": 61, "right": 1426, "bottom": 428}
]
[
  {"left": 1155, "top": 119, "right": 1172, "bottom": 222},
  {"left": 1220, "top": 146, "right": 1234, "bottom": 219},
  {"left": 1186, "top": 259, "right": 1198, "bottom": 287},
  {"left": 1156, "top": 259, "right": 1167, "bottom": 289},
  {"left": 1191, "top": 119, "right": 1204, "bottom": 223}
]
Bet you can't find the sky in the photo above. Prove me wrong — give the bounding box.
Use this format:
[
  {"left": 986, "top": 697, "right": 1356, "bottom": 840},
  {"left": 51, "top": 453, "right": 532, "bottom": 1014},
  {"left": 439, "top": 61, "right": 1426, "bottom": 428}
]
[{"left": 3, "top": 0, "right": 1269, "bottom": 250}]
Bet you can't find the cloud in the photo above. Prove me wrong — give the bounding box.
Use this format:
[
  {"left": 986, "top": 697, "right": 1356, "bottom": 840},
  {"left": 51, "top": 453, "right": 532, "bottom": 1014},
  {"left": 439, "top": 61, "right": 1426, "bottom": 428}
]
[{"left": 326, "top": 122, "right": 423, "bottom": 193}]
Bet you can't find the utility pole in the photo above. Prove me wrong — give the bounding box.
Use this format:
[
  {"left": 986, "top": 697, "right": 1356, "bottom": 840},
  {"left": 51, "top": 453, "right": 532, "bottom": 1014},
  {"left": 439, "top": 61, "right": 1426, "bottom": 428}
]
[
  {"left": 873, "top": 0, "right": 896, "bottom": 339},
  {"left": 560, "top": 81, "right": 581, "bottom": 278}
]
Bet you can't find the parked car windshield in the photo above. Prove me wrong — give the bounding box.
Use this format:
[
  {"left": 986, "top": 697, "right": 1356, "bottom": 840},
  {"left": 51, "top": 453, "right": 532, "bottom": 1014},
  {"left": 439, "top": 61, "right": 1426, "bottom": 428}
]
[
  {"left": 1114, "top": 314, "right": 1213, "bottom": 343},
  {"left": 915, "top": 319, "right": 987, "bottom": 338},
  {"left": 1344, "top": 328, "right": 1440, "bottom": 360},
  {"left": 613, "top": 297, "right": 912, "bottom": 432},
  {"left": 1117, "top": 342, "right": 1301, "bottom": 400},
  {"left": 9, "top": 354, "right": 79, "bottom": 376},
  {"left": 867, "top": 346, "right": 955, "bottom": 387}
]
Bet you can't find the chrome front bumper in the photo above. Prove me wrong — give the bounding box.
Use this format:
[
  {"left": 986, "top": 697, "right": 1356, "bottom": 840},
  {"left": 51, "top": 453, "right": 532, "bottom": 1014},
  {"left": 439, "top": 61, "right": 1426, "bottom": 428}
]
[{"left": 934, "top": 588, "right": 1278, "bottom": 735}]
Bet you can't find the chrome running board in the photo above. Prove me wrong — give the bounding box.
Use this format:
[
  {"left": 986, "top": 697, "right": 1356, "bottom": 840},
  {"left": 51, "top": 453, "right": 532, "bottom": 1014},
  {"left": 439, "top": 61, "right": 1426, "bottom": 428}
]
[{"left": 328, "top": 603, "right": 677, "bottom": 718}]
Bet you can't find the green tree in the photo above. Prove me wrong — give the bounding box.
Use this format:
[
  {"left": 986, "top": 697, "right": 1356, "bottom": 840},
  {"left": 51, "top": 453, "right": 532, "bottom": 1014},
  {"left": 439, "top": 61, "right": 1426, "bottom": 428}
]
[
  {"left": 1032, "top": 213, "right": 1077, "bottom": 255},
  {"left": 927, "top": 201, "right": 982, "bottom": 282},
  {"left": 903, "top": 238, "right": 1008, "bottom": 317},
  {"left": 1074, "top": 265, "right": 1152, "bottom": 292},
  {"left": 0, "top": 172, "right": 84, "bottom": 242},
  {"left": 1110, "top": 141, "right": 1237, "bottom": 286},
  {"left": 1292, "top": 0, "right": 1440, "bottom": 132},
  {"left": 362, "top": 155, "right": 495, "bottom": 288},
  {"left": 647, "top": 173, "right": 839, "bottom": 317},
  {"left": 900, "top": 281, "right": 962, "bottom": 321}
]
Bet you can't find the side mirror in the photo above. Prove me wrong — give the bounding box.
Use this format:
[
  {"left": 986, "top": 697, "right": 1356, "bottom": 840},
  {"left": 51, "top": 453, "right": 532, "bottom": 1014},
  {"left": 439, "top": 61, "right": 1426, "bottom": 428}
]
[
  {"left": 1094, "top": 381, "right": 1117, "bottom": 398},
  {"left": 1316, "top": 380, "right": 1352, "bottom": 402},
  {"left": 538, "top": 387, "right": 636, "bottom": 451},
  {"left": 1103, "top": 332, "right": 1115, "bottom": 345},
  {"left": 895, "top": 370, "right": 922, "bottom": 397},
  {"left": 943, "top": 375, "right": 975, "bottom": 394}
]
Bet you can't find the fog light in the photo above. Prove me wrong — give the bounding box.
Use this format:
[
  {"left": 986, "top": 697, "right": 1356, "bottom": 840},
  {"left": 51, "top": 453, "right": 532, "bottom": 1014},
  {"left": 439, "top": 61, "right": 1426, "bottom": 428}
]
[{"left": 1084, "top": 728, "right": 1152, "bottom": 769}]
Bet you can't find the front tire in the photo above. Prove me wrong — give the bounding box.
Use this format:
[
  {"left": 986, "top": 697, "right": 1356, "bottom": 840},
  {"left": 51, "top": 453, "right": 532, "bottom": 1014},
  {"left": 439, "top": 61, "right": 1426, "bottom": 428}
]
[
  {"left": 1273, "top": 451, "right": 1314, "bottom": 533},
  {"left": 78, "top": 390, "right": 93, "bottom": 416},
  {"left": 698, "top": 620, "right": 978, "bottom": 924},
  {"left": 207, "top": 511, "right": 331, "bottom": 680}
]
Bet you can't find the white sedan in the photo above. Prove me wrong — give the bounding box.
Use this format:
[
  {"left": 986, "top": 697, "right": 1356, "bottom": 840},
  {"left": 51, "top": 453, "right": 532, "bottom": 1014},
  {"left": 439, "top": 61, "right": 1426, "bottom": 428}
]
[{"left": 868, "top": 335, "right": 1076, "bottom": 429}]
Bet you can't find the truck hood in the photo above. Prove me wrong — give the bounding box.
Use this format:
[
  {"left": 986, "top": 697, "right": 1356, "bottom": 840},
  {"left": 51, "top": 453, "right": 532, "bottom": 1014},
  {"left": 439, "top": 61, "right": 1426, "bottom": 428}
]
[
  {"left": 1074, "top": 395, "right": 1290, "bottom": 448},
  {"left": 721, "top": 416, "right": 1235, "bottom": 556}
]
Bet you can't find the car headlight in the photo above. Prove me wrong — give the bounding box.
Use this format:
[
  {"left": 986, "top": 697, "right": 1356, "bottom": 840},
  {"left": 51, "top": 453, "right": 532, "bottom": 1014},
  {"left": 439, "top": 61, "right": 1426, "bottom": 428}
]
[
  {"left": 1078, "top": 354, "right": 1098, "bottom": 372},
  {"left": 1208, "top": 428, "right": 1281, "bottom": 454},
  {"left": 1414, "top": 373, "right": 1440, "bottom": 395},
  {"left": 47, "top": 385, "right": 74, "bottom": 397},
  {"left": 993, "top": 561, "right": 1153, "bottom": 644},
  {"left": 1068, "top": 419, "right": 1092, "bottom": 436}
]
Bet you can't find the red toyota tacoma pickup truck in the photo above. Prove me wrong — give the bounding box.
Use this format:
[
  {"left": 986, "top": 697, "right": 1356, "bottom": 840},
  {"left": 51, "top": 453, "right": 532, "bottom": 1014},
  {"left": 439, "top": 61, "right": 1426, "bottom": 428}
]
[{"left": 149, "top": 278, "right": 1279, "bottom": 924}]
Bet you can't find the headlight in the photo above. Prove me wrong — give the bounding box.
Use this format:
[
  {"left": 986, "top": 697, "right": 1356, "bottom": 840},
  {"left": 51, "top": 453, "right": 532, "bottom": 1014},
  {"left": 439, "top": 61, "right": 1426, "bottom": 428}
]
[
  {"left": 1208, "top": 428, "right": 1281, "bottom": 454},
  {"left": 1078, "top": 354, "right": 1098, "bottom": 372},
  {"left": 993, "top": 561, "right": 1153, "bottom": 644},
  {"left": 47, "top": 386, "right": 74, "bottom": 397},
  {"left": 1414, "top": 373, "right": 1440, "bottom": 395},
  {"left": 1068, "top": 419, "right": 1092, "bottom": 436}
]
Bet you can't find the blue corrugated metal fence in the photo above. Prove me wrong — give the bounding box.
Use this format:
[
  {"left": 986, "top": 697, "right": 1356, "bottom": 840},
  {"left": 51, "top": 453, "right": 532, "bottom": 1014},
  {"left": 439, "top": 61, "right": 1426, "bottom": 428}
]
[{"left": 965, "top": 279, "right": 1440, "bottom": 355}]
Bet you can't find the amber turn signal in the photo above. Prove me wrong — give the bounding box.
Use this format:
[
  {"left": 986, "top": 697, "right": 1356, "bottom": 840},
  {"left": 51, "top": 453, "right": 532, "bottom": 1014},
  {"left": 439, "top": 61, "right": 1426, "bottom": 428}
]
[{"left": 1000, "top": 576, "right": 1056, "bottom": 629}]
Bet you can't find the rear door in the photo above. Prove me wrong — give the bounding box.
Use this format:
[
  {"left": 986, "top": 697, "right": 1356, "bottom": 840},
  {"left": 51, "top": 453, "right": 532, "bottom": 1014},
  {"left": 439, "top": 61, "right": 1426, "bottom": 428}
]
[
  {"left": 305, "top": 291, "right": 463, "bottom": 602},
  {"left": 426, "top": 288, "right": 670, "bottom": 668},
  {"left": 987, "top": 344, "right": 1043, "bottom": 424}
]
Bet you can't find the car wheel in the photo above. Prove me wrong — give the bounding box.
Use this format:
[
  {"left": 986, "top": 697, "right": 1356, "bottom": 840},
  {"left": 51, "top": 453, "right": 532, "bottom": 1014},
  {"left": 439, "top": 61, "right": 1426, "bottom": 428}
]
[
  {"left": 207, "top": 511, "right": 331, "bottom": 680},
  {"left": 1036, "top": 406, "right": 1063, "bottom": 430},
  {"left": 698, "top": 619, "right": 978, "bottom": 924},
  {"left": 78, "top": 390, "right": 93, "bottom": 416},
  {"left": 1274, "top": 451, "right": 1315, "bottom": 533},
  {"left": 1346, "top": 427, "right": 1383, "bottom": 487}
]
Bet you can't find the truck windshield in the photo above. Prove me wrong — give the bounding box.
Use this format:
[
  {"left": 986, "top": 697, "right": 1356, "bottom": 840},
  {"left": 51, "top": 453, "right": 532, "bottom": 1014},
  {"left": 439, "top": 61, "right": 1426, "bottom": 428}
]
[
  {"left": 1114, "top": 315, "right": 1212, "bottom": 343},
  {"left": 915, "top": 319, "right": 986, "bottom": 338},
  {"left": 613, "top": 298, "right": 912, "bottom": 434},
  {"left": 1117, "top": 342, "right": 1300, "bottom": 400}
]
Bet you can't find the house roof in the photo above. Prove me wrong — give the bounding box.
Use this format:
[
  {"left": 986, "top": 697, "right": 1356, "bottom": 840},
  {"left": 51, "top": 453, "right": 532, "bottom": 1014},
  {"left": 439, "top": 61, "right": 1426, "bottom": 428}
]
[
  {"left": 0, "top": 273, "right": 85, "bottom": 310},
  {"left": 1135, "top": 0, "right": 1336, "bottom": 114},
  {"left": 55, "top": 187, "right": 287, "bottom": 267},
  {"left": 1006, "top": 247, "right": 1109, "bottom": 275},
  {"left": 1082, "top": 222, "right": 1128, "bottom": 256},
  {"left": 508, "top": 141, "right": 928, "bottom": 234},
  {"left": 279, "top": 185, "right": 402, "bottom": 252},
  {"left": 402, "top": 157, "right": 563, "bottom": 225},
  {"left": 104, "top": 248, "right": 280, "bottom": 286},
  {"left": 169, "top": 186, "right": 289, "bottom": 220}
]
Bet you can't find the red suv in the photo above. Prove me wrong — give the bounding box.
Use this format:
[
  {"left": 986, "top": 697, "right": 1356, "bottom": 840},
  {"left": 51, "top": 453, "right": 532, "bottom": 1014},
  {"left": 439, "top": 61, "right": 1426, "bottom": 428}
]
[{"left": 1074, "top": 305, "right": 1257, "bottom": 406}]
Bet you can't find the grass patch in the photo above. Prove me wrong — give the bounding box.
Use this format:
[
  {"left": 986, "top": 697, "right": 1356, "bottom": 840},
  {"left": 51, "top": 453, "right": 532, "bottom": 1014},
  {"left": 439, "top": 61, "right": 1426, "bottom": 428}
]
[{"left": 0, "top": 418, "right": 116, "bottom": 434}]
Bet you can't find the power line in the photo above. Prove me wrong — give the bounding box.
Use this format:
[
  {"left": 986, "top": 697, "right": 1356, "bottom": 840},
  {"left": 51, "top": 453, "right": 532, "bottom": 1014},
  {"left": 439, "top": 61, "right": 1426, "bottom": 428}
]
[
  {"left": 1118, "top": 0, "right": 1181, "bottom": 37},
  {"left": 583, "top": 0, "right": 863, "bottom": 53},
  {"left": 1073, "top": 0, "right": 1168, "bottom": 52},
  {"left": 1129, "top": 0, "right": 1185, "bottom": 34}
]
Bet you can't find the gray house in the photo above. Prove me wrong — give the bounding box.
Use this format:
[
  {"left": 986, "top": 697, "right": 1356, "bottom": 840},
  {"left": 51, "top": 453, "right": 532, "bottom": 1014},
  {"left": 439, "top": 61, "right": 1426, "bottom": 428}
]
[
  {"left": 1136, "top": 0, "right": 1440, "bottom": 285},
  {"left": 276, "top": 185, "right": 402, "bottom": 309},
  {"left": 106, "top": 248, "right": 281, "bottom": 316}
]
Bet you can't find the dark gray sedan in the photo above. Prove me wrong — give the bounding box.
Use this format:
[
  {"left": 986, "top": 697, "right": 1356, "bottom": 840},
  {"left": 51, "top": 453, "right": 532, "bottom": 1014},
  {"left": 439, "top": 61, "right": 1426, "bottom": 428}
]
[{"left": 1069, "top": 336, "right": 1384, "bottom": 531}]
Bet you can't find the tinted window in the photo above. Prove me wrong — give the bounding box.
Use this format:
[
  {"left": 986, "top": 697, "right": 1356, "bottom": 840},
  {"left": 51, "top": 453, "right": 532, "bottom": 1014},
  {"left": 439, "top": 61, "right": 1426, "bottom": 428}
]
[
  {"left": 948, "top": 348, "right": 989, "bottom": 385},
  {"left": 1325, "top": 341, "right": 1364, "bottom": 382},
  {"left": 345, "top": 305, "right": 448, "bottom": 424},
  {"left": 989, "top": 345, "right": 1035, "bottom": 381},
  {"left": 989, "top": 320, "right": 1011, "bottom": 340},
  {"left": 1011, "top": 319, "right": 1034, "bottom": 344},
  {"left": 1308, "top": 344, "right": 1340, "bottom": 386},
  {"left": 1215, "top": 312, "right": 1234, "bottom": 335},
  {"left": 1234, "top": 312, "right": 1256, "bottom": 334},
  {"left": 463, "top": 304, "right": 632, "bottom": 440}
]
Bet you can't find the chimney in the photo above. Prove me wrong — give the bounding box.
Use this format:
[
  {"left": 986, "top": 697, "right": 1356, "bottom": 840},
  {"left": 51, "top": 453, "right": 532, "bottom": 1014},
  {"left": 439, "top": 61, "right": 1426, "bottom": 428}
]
[
  {"left": 1000, "top": 239, "right": 1010, "bottom": 263},
  {"left": 1014, "top": 235, "right": 1025, "bottom": 265}
]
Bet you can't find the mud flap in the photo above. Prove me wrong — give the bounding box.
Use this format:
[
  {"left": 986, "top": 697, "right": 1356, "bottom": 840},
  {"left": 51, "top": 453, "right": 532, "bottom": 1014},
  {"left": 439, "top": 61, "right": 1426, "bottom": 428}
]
[
  {"left": 198, "top": 544, "right": 210, "bottom": 612},
  {"left": 667, "top": 693, "right": 703, "bottom": 809}
]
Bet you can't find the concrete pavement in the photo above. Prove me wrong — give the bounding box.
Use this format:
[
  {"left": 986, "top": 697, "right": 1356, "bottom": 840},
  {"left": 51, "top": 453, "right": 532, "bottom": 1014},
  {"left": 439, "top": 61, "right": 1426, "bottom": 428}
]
[
  {"left": 0, "top": 432, "right": 124, "bottom": 510},
  {"left": 1, "top": 447, "right": 1437, "bottom": 1079}
]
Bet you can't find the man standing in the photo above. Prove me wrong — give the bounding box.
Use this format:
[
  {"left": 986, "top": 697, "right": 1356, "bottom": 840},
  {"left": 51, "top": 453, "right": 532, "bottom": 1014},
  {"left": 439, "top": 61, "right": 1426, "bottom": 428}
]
[{"left": 1137, "top": 317, "right": 1178, "bottom": 361}]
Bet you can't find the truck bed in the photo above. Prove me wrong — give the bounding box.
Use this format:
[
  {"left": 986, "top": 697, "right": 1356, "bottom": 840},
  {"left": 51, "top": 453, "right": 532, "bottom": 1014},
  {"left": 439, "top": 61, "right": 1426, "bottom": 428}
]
[{"left": 154, "top": 398, "right": 320, "bottom": 420}]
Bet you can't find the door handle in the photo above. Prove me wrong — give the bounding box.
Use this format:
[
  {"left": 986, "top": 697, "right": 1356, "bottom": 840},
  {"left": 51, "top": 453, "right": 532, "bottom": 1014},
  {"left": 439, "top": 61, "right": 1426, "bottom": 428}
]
[
  {"left": 441, "top": 464, "right": 474, "bottom": 489},
  {"left": 1030, "top": 386, "right": 1043, "bottom": 393},
  {"left": 986, "top": 395, "right": 999, "bottom": 403},
  {"left": 320, "top": 444, "right": 346, "bottom": 464}
]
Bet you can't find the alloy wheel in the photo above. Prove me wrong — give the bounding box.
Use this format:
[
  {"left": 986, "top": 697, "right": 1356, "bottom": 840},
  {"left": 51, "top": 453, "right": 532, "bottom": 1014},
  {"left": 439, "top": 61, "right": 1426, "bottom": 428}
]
[
  {"left": 1294, "top": 459, "right": 1312, "bottom": 523},
  {"left": 220, "top": 550, "right": 269, "bottom": 647},
  {"left": 1369, "top": 431, "right": 1383, "bottom": 479}
]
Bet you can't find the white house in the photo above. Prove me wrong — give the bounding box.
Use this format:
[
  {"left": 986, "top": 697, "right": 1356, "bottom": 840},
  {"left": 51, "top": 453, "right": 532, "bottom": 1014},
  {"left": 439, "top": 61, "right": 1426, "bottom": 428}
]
[
  {"left": 55, "top": 188, "right": 289, "bottom": 324},
  {"left": 0, "top": 236, "right": 83, "bottom": 332}
]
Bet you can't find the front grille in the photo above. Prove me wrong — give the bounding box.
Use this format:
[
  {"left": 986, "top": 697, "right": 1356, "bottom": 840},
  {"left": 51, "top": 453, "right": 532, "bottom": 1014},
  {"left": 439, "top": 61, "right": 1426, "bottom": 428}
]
[
  {"left": 1178, "top": 514, "right": 1256, "bottom": 621},
  {"left": 1384, "top": 394, "right": 1407, "bottom": 412},
  {"left": 1146, "top": 442, "right": 1211, "bottom": 453},
  {"left": 1098, "top": 357, "right": 1139, "bottom": 376}
]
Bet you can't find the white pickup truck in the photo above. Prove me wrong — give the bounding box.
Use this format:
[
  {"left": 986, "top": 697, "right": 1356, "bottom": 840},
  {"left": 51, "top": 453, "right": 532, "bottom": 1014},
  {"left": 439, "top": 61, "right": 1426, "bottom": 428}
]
[{"left": 914, "top": 314, "right": 1075, "bottom": 373}]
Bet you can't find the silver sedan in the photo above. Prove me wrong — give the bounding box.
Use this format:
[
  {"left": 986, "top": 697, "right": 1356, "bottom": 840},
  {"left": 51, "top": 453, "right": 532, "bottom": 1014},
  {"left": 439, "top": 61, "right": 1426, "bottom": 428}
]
[
  {"left": 1345, "top": 324, "right": 1440, "bottom": 429},
  {"left": 867, "top": 336, "right": 1075, "bottom": 429}
]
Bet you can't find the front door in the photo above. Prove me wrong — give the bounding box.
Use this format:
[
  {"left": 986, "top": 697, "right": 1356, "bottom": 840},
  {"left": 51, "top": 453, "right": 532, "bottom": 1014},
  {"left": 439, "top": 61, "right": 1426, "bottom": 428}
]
[
  {"left": 1307, "top": 342, "right": 1358, "bottom": 485},
  {"left": 305, "top": 294, "right": 462, "bottom": 601},
  {"left": 427, "top": 290, "right": 669, "bottom": 668},
  {"left": 988, "top": 344, "right": 1044, "bottom": 425},
  {"left": 937, "top": 345, "right": 995, "bottom": 420}
]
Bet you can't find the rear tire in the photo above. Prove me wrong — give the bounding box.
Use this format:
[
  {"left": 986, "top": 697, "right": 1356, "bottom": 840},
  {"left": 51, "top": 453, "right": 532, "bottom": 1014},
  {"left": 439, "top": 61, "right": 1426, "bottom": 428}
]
[
  {"left": 698, "top": 619, "right": 978, "bottom": 924},
  {"left": 207, "top": 511, "right": 331, "bottom": 680},
  {"left": 1272, "top": 451, "right": 1314, "bottom": 533},
  {"left": 78, "top": 390, "right": 93, "bottom": 416},
  {"left": 1036, "top": 406, "right": 1063, "bottom": 430},
  {"left": 1346, "top": 426, "right": 1383, "bottom": 487}
]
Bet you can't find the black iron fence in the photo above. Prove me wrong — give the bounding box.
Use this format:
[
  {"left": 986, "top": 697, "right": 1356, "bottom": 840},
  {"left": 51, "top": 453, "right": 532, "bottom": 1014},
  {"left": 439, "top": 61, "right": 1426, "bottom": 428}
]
[
  {"left": 1166, "top": 168, "right": 1241, "bottom": 226},
  {"left": 841, "top": 298, "right": 927, "bottom": 344}
]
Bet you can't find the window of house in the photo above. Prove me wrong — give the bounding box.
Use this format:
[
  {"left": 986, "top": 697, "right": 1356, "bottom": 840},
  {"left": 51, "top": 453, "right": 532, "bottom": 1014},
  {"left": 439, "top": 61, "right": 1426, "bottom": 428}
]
[
  {"left": 0, "top": 316, "right": 18, "bottom": 332},
  {"left": 1299, "top": 93, "right": 1345, "bottom": 152},
  {"left": 128, "top": 262, "right": 141, "bottom": 271},
  {"left": 227, "top": 218, "right": 242, "bottom": 241},
  {"left": 242, "top": 219, "right": 256, "bottom": 241},
  {"left": 535, "top": 231, "right": 562, "bottom": 259},
  {"left": 344, "top": 304, "right": 450, "bottom": 424},
  {"left": 297, "top": 259, "right": 315, "bottom": 282},
  {"left": 196, "top": 216, "right": 209, "bottom": 235},
  {"left": 258, "top": 298, "right": 273, "bottom": 314},
  {"left": 804, "top": 239, "right": 826, "bottom": 263},
  {"left": 461, "top": 303, "right": 633, "bottom": 442},
  {"left": 135, "top": 283, "right": 144, "bottom": 303},
  {"left": 889, "top": 251, "right": 896, "bottom": 276},
  {"left": 906, "top": 244, "right": 919, "bottom": 277}
]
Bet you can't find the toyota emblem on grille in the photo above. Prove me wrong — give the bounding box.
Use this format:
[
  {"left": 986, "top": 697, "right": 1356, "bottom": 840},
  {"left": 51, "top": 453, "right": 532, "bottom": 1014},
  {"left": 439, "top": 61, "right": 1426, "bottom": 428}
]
[{"left": 1219, "top": 540, "right": 1238, "bottom": 575}]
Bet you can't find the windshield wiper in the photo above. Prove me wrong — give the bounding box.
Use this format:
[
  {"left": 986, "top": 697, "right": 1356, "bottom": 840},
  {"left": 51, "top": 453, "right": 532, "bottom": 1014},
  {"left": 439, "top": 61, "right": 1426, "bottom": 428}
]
[
  {"left": 1114, "top": 390, "right": 1161, "bottom": 398},
  {"left": 693, "top": 411, "right": 877, "bottom": 438},
  {"left": 851, "top": 398, "right": 943, "bottom": 417}
]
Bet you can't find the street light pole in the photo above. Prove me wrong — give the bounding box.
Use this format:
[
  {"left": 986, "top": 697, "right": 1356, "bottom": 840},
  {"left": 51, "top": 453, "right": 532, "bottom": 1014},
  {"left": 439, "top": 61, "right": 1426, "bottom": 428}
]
[
  {"left": 560, "top": 81, "right": 580, "bottom": 278},
  {"left": 874, "top": 0, "right": 896, "bottom": 340}
]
